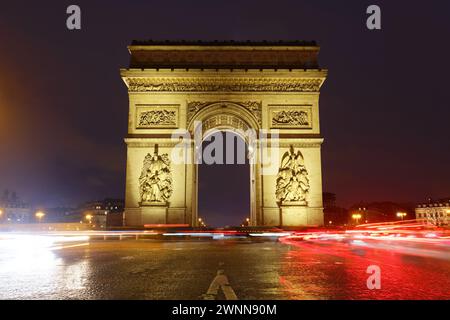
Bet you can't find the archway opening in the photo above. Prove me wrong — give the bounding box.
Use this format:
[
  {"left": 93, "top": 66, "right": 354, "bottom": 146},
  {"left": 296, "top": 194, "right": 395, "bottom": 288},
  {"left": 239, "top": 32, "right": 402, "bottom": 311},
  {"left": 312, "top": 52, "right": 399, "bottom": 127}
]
[{"left": 197, "top": 131, "right": 250, "bottom": 228}]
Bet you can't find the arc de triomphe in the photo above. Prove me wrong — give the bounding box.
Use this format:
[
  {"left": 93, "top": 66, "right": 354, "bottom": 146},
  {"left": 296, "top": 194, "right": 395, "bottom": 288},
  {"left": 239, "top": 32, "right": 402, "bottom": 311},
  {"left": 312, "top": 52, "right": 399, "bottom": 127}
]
[{"left": 120, "top": 41, "right": 327, "bottom": 227}]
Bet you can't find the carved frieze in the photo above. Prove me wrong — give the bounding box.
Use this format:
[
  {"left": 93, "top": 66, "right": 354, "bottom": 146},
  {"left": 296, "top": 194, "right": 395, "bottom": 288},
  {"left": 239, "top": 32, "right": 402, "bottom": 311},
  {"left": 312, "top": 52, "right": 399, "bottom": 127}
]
[
  {"left": 136, "top": 106, "right": 179, "bottom": 128},
  {"left": 125, "top": 78, "right": 323, "bottom": 93}
]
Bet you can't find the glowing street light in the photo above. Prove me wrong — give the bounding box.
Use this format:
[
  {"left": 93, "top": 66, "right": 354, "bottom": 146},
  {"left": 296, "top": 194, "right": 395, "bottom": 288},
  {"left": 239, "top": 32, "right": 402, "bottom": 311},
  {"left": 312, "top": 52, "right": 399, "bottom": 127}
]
[
  {"left": 396, "top": 212, "right": 407, "bottom": 220},
  {"left": 352, "top": 213, "right": 362, "bottom": 225},
  {"left": 35, "top": 211, "right": 45, "bottom": 223},
  {"left": 85, "top": 214, "right": 93, "bottom": 224},
  {"left": 198, "top": 217, "right": 206, "bottom": 227}
]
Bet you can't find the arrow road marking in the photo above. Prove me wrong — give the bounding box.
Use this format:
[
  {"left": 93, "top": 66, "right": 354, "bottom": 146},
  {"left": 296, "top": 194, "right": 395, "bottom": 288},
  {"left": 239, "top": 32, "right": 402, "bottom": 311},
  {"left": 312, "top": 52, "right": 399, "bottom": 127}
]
[{"left": 203, "top": 268, "right": 238, "bottom": 300}]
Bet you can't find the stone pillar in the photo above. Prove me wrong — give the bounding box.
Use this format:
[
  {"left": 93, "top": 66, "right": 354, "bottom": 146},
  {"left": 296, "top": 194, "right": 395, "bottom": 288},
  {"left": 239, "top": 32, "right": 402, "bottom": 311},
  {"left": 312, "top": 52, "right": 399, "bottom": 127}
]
[
  {"left": 140, "top": 203, "right": 168, "bottom": 225},
  {"left": 280, "top": 202, "right": 309, "bottom": 226}
]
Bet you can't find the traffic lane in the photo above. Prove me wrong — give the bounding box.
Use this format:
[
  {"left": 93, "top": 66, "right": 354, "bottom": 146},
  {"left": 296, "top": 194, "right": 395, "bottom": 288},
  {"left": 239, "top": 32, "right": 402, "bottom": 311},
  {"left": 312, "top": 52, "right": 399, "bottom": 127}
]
[
  {"left": 52, "top": 240, "right": 236, "bottom": 300},
  {"left": 0, "top": 239, "right": 288, "bottom": 299},
  {"left": 76, "top": 239, "right": 289, "bottom": 300},
  {"left": 279, "top": 238, "right": 450, "bottom": 299},
  {"left": 1, "top": 237, "right": 449, "bottom": 300}
]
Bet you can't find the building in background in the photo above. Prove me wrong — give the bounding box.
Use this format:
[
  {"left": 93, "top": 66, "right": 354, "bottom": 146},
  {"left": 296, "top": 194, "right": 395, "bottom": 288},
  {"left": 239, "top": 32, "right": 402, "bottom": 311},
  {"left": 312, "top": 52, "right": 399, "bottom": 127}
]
[
  {"left": 348, "top": 202, "right": 414, "bottom": 225},
  {"left": 416, "top": 198, "right": 450, "bottom": 226},
  {"left": 80, "top": 198, "right": 124, "bottom": 228},
  {"left": 323, "top": 192, "right": 348, "bottom": 226},
  {"left": 0, "top": 190, "right": 32, "bottom": 223},
  {"left": 47, "top": 198, "right": 124, "bottom": 228},
  {"left": 323, "top": 192, "right": 336, "bottom": 209}
]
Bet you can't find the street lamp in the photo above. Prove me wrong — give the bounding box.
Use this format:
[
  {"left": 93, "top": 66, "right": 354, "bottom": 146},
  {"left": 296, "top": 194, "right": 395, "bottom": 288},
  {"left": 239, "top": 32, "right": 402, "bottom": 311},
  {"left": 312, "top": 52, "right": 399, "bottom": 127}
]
[
  {"left": 352, "top": 213, "right": 362, "bottom": 225},
  {"left": 85, "top": 214, "right": 93, "bottom": 224},
  {"left": 396, "top": 212, "right": 407, "bottom": 220},
  {"left": 35, "top": 211, "right": 45, "bottom": 223}
]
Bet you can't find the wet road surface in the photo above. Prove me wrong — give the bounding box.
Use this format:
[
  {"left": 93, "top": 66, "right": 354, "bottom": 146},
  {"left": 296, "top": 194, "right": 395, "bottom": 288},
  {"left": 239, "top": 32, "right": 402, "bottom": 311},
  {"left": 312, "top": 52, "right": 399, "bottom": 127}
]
[{"left": 0, "top": 238, "right": 449, "bottom": 299}]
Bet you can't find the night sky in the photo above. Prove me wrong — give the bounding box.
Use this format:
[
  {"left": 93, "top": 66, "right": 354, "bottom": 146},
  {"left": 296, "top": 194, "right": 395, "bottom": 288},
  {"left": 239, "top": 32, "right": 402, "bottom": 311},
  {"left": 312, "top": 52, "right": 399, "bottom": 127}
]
[{"left": 1, "top": 1, "right": 449, "bottom": 225}]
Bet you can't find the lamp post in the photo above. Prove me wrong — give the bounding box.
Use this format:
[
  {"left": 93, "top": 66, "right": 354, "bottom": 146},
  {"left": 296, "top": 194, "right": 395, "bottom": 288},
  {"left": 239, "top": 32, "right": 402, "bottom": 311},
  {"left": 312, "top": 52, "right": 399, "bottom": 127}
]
[
  {"left": 396, "top": 212, "right": 407, "bottom": 220},
  {"left": 35, "top": 211, "right": 45, "bottom": 223},
  {"left": 352, "top": 213, "right": 362, "bottom": 225},
  {"left": 85, "top": 214, "right": 93, "bottom": 224}
]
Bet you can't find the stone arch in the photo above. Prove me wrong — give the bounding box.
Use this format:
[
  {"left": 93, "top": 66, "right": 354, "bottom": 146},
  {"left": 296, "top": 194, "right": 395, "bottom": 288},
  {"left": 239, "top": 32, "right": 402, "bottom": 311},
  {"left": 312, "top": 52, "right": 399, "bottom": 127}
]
[
  {"left": 187, "top": 101, "right": 260, "bottom": 136},
  {"left": 121, "top": 42, "right": 327, "bottom": 228},
  {"left": 187, "top": 101, "right": 261, "bottom": 226}
]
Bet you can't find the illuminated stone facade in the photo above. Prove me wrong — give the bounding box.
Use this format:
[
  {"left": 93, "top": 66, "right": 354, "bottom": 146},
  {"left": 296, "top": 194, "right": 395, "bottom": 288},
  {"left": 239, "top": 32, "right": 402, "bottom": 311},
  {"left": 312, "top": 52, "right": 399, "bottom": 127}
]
[
  {"left": 416, "top": 199, "right": 450, "bottom": 226},
  {"left": 120, "top": 41, "right": 327, "bottom": 227}
]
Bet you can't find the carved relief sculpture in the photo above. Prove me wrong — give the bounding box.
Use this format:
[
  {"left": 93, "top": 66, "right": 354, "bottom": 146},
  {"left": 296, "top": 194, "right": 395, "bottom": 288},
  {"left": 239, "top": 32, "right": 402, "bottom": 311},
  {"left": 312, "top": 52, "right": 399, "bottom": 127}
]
[
  {"left": 272, "top": 110, "right": 309, "bottom": 126},
  {"left": 187, "top": 101, "right": 211, "bottom": 123},
  {"left": 126, "top": 78, "right": 323, "bottom": 93},
  {"left": 276, "top": 146, "right": 310, "bottom": 205},
  {"left": 136, "top": 108, "right": 178, "bottom": 128},
  {"left": 139, "top": 146, "right": 173, "bottom": 204}
]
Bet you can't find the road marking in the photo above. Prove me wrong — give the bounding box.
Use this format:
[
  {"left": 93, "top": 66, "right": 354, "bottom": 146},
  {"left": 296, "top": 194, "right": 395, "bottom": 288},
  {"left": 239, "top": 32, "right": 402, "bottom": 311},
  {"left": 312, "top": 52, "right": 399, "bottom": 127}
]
[{"left": 203, "top": 268, "right": 238, "bottom": 300}]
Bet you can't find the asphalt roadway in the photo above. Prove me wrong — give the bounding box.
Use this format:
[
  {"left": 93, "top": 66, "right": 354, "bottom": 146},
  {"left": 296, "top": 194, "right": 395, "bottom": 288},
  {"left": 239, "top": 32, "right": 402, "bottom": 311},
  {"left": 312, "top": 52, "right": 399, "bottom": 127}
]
[{"left": 0, "top": 237, "right": 449, "bottom": 299}]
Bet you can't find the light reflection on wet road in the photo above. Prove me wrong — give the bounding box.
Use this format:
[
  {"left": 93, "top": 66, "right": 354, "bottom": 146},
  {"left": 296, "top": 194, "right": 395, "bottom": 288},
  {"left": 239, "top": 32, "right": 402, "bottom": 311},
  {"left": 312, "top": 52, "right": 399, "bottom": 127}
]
[{"left": 0, "top": 238, "right": 449, "bottom": 299}]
